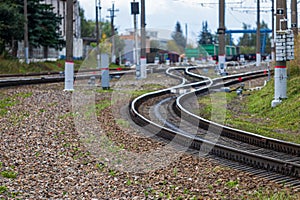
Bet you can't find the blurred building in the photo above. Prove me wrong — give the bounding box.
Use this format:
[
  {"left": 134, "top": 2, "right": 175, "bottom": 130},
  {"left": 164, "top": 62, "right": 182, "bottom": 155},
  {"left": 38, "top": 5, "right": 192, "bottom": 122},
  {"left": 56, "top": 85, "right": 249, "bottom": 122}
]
[
  {"left": 120, "top": 31, "right": 150, "bottom": 64},
  {"left": 42, "top": 0, "right": 81, "bottom": 38},
  {"left": 18, "top": 0, "right": 83, "bottom": 60}
]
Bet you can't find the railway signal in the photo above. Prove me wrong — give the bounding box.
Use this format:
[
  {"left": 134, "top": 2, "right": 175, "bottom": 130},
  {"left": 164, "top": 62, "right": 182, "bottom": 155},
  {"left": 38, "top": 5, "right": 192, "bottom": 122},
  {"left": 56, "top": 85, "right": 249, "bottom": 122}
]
[{"left": 131, "top": 1, "right": 139, "bottom": 66}]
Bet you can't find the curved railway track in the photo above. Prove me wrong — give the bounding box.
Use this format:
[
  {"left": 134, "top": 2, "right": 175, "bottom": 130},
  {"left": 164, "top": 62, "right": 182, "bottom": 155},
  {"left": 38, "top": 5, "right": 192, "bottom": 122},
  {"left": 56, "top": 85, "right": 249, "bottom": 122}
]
[{"left": 129, "top": 66, "right": 300, "bottom": 188}]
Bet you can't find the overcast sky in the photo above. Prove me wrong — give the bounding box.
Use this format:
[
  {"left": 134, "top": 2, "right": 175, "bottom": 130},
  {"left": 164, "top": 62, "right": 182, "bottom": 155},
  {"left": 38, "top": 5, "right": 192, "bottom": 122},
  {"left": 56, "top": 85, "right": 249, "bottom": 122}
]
[{"left": 78, "top": 0, "right": 297, "bottom": 44}]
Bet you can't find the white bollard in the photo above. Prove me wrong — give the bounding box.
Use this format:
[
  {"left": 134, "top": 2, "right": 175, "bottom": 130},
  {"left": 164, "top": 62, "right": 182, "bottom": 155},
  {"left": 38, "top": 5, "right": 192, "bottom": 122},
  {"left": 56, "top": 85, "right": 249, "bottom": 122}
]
[{"left": 64, "top": 61, "right": 74, "bottom": 91}]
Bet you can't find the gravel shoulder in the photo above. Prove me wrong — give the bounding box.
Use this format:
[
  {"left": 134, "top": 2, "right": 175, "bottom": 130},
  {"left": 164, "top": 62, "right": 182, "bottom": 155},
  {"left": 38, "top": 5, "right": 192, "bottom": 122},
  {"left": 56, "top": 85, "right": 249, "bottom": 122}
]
[{"left": 0, "top": 80, "right": 299, "bottom": 199}]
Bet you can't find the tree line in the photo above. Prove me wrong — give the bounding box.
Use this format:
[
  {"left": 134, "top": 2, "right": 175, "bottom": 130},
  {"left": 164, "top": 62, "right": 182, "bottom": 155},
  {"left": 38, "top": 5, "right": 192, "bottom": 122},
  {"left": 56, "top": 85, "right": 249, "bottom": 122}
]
[
  {"left": 160, "top": 20, "right": 271, "bottom": 55},
  {"left": 79, "top": 7, "right": 125, "bottom": 59},
  {"left": 0, "top": 0, "right": 64, "bottom": 58}
]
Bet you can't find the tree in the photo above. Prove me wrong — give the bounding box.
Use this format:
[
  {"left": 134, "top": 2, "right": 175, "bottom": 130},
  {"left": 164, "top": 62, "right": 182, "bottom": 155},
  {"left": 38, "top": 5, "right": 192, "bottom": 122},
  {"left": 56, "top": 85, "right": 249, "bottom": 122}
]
[
  {"left": 167, "top": 40, "right": 181, "bottom": 53},
  {"left": 238, "top": 23, "right": 252, "bottom": 47},
  {"left": 238, "top": 21, "right": 271, "bottom": 54},
  {"left": 27, "top": 0, "right": 64, "bottom": 58},
  {"left": 79, "top": 7, "right": 95, "bottom": 38},
  {"left": 198, "top": 21, "right": 214, "bottom": 45},
  {"left": 0, "top": 1, "right": 24, "bottom": 56},
  {"left": 171, "top": 21, "right": 186, "bottom": 53},
  {"left": 225, "top": 34, "right": 235, "bottom": 46},
  {"left": 150, "top": 40, "right": 160, "bottom": 53}
]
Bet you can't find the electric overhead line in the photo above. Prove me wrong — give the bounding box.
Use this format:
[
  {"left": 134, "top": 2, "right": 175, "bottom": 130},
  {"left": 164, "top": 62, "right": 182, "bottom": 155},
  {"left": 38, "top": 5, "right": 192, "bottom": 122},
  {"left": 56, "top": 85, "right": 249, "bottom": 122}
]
[{"left": 171, "top": 0, "right": 244, "bottom": 5}]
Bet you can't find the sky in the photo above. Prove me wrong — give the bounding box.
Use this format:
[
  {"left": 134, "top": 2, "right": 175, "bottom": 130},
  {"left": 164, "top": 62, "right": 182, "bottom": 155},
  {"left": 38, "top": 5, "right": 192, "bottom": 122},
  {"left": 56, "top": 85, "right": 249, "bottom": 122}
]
[{"left": 78, "top": 0, "right": 298, "bottom": 44}]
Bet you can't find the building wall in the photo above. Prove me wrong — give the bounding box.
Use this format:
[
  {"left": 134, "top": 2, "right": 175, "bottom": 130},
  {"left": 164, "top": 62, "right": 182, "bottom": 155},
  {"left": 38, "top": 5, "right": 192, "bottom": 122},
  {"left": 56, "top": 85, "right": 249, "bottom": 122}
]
[
  {"left": 42, "top": 0, "right": 81, "bottom": 38},
  {"left": 18, "top": 0, "right": 82, "bottom": 59},
  {"left": 120, "top": 32, "right": 151, "bottom": 64}
]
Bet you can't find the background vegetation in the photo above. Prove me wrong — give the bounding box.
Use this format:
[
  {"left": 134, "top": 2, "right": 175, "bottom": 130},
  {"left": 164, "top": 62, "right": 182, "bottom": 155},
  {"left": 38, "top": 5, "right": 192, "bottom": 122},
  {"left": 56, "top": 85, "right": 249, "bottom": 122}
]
[{"left": 197, "top": 35, "right": 300, "bottom": 143}]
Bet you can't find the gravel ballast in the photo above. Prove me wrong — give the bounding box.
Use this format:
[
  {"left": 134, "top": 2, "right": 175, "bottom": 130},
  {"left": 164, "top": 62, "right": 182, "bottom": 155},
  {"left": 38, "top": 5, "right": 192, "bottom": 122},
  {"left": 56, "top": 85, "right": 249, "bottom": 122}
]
[{"left": 0, "top": 77, "right": 299, "bottom": 199}]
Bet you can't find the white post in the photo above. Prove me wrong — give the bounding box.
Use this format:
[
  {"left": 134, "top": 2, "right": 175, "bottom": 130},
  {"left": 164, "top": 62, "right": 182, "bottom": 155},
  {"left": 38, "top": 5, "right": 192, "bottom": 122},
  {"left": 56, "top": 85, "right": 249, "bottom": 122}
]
[
  {"left": 140, "top": 57, "right": 147, "bottom": 79},
  {"left": 218, "top": 54, "right": 226, "bottom": 75},
  {"left": 64, "top": 61, "right": 74, "bottom": 91},
  {"left": 256, "top": 53, "right": 261, "bottom": 68}
]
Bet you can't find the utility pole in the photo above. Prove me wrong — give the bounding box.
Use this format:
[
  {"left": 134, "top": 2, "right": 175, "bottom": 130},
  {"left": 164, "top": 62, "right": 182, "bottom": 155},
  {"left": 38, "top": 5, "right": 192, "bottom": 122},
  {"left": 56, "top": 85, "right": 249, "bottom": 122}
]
[
  {"left": 96, "top": 0, "right": 100, "bottom": 69},
  {"left": 24, "top": 0, "right": 29, "bottom": 64},
  {"left": 140, "top": 0, "right": 146, "bottom": 59},
  {"left": 291, "top": 0, "right": 298, "bottom": 36},
  {"left": 272, "top": 0, "right": 287, "bottom": 107},
  {"left": 107, "top": 3, "right": 119, "bottom": 63},
  {"left": 64, "top": 0, "right": 74, "bottom": 91},
  {"left": 218, "top": 0, "right": 226, "bottom": 75},
  {"left": 185, "top": 23, "right": 188, "bottom": 47},
  {"left": 131, "top": 1, "right": 139, "bottom": 65},
  {"left": 95, "top": 0, "right": 102, "bottom": 70},
  {"left": 140, "top": 0, "right": 147, "bottom": 79},
  {"left": 256, "top": 0, "right": 261, "bottom": 67},
  {"left": 271, "top": 0, "right": 275, "bottom": 61}
]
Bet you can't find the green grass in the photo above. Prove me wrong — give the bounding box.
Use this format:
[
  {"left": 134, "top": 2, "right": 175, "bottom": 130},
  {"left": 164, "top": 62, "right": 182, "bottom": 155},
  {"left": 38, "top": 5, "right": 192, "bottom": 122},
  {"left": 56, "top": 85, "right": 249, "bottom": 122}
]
[
  {"left": 0, "top": 58, "right": 82, "bottom": 74},
  {"left": 1, "top": 170, "right": 17, "bottom": 179},
  {"left": 115, "top": 118, "right": 130, "bottom": 128},
  {"left": 109, "top": 63, "right": 126, "bottom": 70},
  {"left": 197, "top": 36, "right": 300, "bottom": 144},
  {"left": 230, "top": 76, "right": 300, "bottom": 143},
  {"left": 197, "top": 91, "right": 235, "bottom": 123},
  {"left": 0, "top": 92, "right": 33, "bottom": 117},
  {"left": 0, "top": 97, "right": 18, "bottom": 116},
  {"left": 127, "top": 84, "right": 166, "bottom": 99},
  {"left": 247, "top": 77, "right": 299, "bottom": 132},
  {"left": 95, "top": 100, "right": 111, "bottom": 113},
  {"left": 197, "top": 75, "right": 300, "bottom": 143},
  {"left": 252, "top": 190, "right": 298, "bottom": 200},
  {"left": 225, "top": 180, "right": 239, "bottom": 188},
  {"left": 96, "top": 88, "right": 114, "bottom": 93},
  {"left": 0, "top": 186, "right": 7, "bottom": 194}
]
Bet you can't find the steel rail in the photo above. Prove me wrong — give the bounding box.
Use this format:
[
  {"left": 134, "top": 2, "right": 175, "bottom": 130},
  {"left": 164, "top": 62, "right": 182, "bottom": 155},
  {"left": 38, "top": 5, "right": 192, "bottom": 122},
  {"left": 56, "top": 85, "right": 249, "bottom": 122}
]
[
  {"left": 129, "top": 69, "right": 300, "bottom": 178},
  {"left": 176, "top": 79, "right": 300, "bottom": 156},
  {"left": 0, "top": 65, "right": 171, "bottom": 88}
]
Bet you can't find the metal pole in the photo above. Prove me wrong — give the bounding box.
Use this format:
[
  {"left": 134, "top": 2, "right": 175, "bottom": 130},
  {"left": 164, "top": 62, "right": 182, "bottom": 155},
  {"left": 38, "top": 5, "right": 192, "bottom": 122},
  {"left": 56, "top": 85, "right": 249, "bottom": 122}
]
[
  {"left": 218, "top": 0, "right": 226, "bottom": 75},
  {"left": 185, "top": 23, "right": 188, "bottom": 47},
  {"left": 66, "top": 0, "right": 73, "bottom": 62},
  {"left": 99, "top": 0, "right": 102, "bottom": 68},
  {"left": 96, "top": 0, "right": 100, "bottom": 69},
  {"left": 271, "top": 0, "right": 275, "bottom": 61},
  {"left": 139, "top": 0, "right": 147, "bottom": 79},
  {"left": 131, "top": 1, "right": 139, "bottom": 65},
  {"left": 108, "top": 3, "right": 118, "bottom": 63},
  {"left": 291, "top": 0, "right": 298, "bottom": 36},
  {"left": 133, "top": 0, "right": 138, "bottom": 65},
  {"left": 140, "top": 0, "right": 146, "bottom": 58},
  {"left": 272, "top": 0, "right": 287, "bottom": 107},
  {"left": 256, "top": 0, "right": 261, "bottom": 67},
  {"left": 111, "top": 3, "right": 115, "bottom": 63},
  {"left": 64, "top": 0, "right": 74, "bottom": 91},
  {"left": 24, "top": 0, "right": 29, "bottom": 64}
]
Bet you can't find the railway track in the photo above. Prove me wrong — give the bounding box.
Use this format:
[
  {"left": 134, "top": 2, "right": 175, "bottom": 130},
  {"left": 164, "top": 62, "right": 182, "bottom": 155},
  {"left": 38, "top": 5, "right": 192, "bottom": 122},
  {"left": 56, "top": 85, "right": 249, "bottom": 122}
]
[
  {"left": 129, "top": 66, "right": 300, "bottom": 188},
  {"left": 0, "top": 65, "right": 176, "bottom": 88}
]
